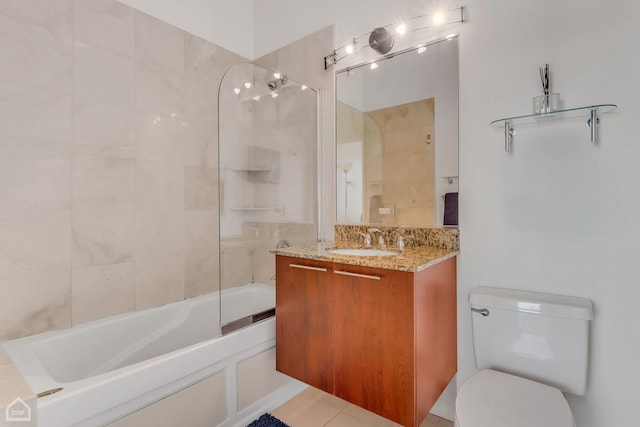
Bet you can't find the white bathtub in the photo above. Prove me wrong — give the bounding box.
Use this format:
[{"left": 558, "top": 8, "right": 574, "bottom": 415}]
[{"left": 3, "top": 283, "right": 304, "bottom": 427}]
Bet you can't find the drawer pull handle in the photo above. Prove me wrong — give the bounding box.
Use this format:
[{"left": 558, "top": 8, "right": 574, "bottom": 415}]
[
  {"left": 334, "top": 270, "right": 381, "bottom": 281},
  {"left": 289, "top": 264, "right": 328, "bottom": 272}
]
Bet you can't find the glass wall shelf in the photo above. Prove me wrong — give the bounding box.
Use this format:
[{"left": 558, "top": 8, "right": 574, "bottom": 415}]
[{"left": 491, "top": 104, "right": 617, "bottom": 152}]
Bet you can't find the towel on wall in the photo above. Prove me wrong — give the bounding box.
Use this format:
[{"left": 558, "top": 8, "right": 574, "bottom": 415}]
[{"left": 443, "top": 192, "right": 458, "bottom": 226}]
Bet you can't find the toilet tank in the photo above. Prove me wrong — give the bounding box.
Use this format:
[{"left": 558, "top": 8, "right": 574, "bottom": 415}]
[{"left": 469, "top": 286, "right": 593, "bottom": 395}]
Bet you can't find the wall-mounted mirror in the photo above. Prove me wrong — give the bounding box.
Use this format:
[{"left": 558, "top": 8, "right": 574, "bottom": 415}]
[{"left": 336, "top": 38, "right": 459, "bottom": 227}]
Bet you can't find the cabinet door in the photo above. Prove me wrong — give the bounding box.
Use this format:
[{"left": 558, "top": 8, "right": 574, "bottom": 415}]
[
  {"left": 332, "top": 264, "right": 415, "bottom": 427},
  {"left": 275, "top": 256, "right": 334, "bottom": 393}
]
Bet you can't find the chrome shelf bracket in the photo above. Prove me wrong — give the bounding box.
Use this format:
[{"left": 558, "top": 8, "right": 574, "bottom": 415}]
[
  {"left": 504, "top": 121, "right": 515, "bottom": 153},
  {"left": 587, "top": 108, "right": 599, "bottom": 144}
]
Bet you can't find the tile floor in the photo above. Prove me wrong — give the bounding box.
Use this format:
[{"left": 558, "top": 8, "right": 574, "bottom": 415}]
[{"left": 271, "top": 387, "right": 453, "bottom": 427}]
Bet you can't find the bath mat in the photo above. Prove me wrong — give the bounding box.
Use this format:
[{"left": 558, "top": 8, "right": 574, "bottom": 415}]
[{"left": 246, "top": 413, "right": 292, "bottom": 427}]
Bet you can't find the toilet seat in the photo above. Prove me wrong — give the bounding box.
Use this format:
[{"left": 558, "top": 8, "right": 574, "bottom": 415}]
[{"left": 456, "top": 369, "right": 575, "bottom": 427}]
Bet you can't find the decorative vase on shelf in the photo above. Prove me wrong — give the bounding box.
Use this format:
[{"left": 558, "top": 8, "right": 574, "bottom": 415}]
[{"left": 532, "top": 93, "right": 561, "bottom": 114}]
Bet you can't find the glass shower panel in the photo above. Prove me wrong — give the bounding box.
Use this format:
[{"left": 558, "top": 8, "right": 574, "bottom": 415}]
[{"left": 218, "top": 63, "right": 318, "bottom": 332}]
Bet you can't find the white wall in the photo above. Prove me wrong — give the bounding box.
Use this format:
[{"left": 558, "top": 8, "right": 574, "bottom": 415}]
[
  {"left": 458, "top": 2, "right": 640, "bottom": 426},
  {"left": 255, "top": 0, "right": 640, "bottom": 426},
  {"left": 116, "top": 0, "right": 254, "bottom": 58}
]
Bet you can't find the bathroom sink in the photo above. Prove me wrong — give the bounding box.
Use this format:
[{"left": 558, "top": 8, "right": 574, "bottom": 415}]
[{"left": 327, "top": 248, "right": 399, "bottom": 257}]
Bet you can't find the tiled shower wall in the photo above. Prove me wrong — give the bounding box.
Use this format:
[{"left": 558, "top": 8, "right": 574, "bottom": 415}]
[
  {"left": 218, "top": 27, "right": 335, "bottom": 292},
  {"left": 0, "top": 0, "right": 245, "bottom": 341}
]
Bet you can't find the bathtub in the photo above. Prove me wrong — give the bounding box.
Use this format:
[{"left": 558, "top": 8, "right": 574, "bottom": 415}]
[{"left": 3, "top": 283, "right": 305, "bottom": 427}]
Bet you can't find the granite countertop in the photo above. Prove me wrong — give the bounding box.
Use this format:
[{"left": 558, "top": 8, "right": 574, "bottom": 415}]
[{"left": 271, "top": 241, "right": 458, "bottom": 272}]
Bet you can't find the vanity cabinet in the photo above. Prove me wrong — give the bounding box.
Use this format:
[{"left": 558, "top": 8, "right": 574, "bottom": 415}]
[
  {"left": 275, "top": 257, "right": 335, "bottom": 393},
  {"left": 275, "top": 255, "right": 457, "bottom": 427}
]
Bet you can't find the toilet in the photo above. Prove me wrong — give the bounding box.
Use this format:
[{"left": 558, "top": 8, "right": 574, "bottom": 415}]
[{"left": 455, "top": 286, "right": 593, "bottom": 427}]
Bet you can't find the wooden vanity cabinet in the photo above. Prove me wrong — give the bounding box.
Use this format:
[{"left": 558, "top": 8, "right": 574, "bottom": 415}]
[
  {"left": 275, "top": 255, "right": 457, "bottom": 427},
  {"left": 332, "top": 263, "right": 415, "bottom": 424},
  {"left": 275, "top": 256, "right": 335, "bottom": 393}
]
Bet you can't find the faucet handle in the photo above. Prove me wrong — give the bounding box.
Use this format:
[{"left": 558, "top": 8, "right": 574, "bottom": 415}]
[
  {"left": 367, "top": 228, "right": 386, "bottom": 246},
  {"left": 358, "top": 232, "right": 372, "bottom": 247},
  {"left": 397, "top": 235, "right": 414, "bottom": 250}
]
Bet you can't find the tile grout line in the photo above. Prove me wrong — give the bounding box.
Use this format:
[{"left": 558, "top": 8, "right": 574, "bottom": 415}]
[{"left": 322, "top": 403, "right": 350, "bottom": 427}]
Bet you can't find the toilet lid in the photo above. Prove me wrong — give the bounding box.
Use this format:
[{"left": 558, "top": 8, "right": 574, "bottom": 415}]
[{"left": 456, "top": 369, "right": 574, "bottom": 427}]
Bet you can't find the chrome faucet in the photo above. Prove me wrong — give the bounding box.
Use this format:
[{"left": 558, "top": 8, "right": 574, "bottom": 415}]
[
  {"left": 358, "top": 232, "right": 372, "bottom": 247},
  {"left": 396, "top": 235, "right": 414, "bottom": 250},
  {"left": 367, "top": 228, "right": 386, "bottom": 246},
  {"left": 275, "top": 239, "right": 291, "bottom": 249}
]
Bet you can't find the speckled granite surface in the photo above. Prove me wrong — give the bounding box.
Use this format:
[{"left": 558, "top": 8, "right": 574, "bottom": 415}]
[
  {"left": 335, "top": 225, "right": 459, "bottom": 250},
  {"left": 272, "top": 225, "right": 458, "bottom": 272},
  {"left": 272, "top": 241, "right": 457, "bottom": 272}
]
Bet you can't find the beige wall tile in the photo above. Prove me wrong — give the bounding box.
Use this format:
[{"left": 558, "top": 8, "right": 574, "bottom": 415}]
[
  {"left": 0, "top": 147, "right": 70, "bottom": 211},
  {"left": 0, "top": 0, "right": 72, "bottom": 37},
  {"left": 134, "top": 210, "right": 185, "bottom": 257},
  {"left": 73, "top": 0, "right": 134, "bottom": 56},
  {"left": 0, "top": 81, "right": 72, "bottom": 152},
  {"left": 184, "top": 77, "right": 217, "bottom": 123},
  {"left": 74, "top": 42, "right": 134, "bottom": 106},
  {"left": 134, "top": 112, "right": 186, "bottom": 164},
  {"left": 0, "top": 0, "right": 256, "bottom": 343},
  {"left": 0, "top": 13, "right": 72, "bottom": 93},
  {"left": 0, "top": 211, "right": 71, "bottom": 279},
  {"left": 73, "top": 99, "right": 135, "bottom": 159},
  {"left": 72, "top": 206, "right": 134, "bottom": 268},
  {"left": 183, "top": 121, "right": 217, "bottom": 168},
  {"left": 135, "top": 62, "right": 184, "bottom": 119},
  {"left": 71, "top": 262, "right": 135, "bottom": 324},
  {"left": 134, "top": 210, "right": 185, "bottom": 309},
  {"left": 0, "top": 270, "right": 71, "bottom": 341},
  {"left": 185, "top": 35, "right": 227, "bottom": 87},
  {"left": 135, "top": 161, "right": 184, "bottom": 211},
  {"left": 72, "top": 154, "right": 135, "bottom": 209},
  {"left": 185, "top": 167, "right": 218, "bottom": 210},
  {"left": 185, "top": 211, "right": 219, "bottom": 298},
  {"left": 135, "top": 254, "right": 184, "bottom": 310},
  {"left": 134, "top": 12, "right": 184, "bottom": 73},
  {"left": 251, "top": 248, "right": 275, "bottom": 285},
  {"left": 220, "top": 245, "right": 252, "bottom": 289}
]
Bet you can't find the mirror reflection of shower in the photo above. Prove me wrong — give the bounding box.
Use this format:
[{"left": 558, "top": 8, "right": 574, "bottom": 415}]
[{"left": 336, "top": 141, "right": 363, "bottom": 223}]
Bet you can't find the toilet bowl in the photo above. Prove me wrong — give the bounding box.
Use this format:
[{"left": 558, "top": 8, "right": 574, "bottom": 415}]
[
  {"left": 456, "top": 287, "right": 593, "bottom": 427},
  {"left": 455, "top": 369, "right": 575, "bottom": 427}
]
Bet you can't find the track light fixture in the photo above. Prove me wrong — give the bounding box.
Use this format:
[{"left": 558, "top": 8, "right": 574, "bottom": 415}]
[{"left": 324, "top": 6, "right": 465, "bottom": 69}]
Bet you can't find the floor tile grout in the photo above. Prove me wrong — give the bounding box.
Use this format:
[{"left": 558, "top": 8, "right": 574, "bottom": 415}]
[
  {"left": 322, "top": 404, "right": 344, "bottom": 426},
  {"left": 272, "top": 386, "right": 453, "bottom": 427}
]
